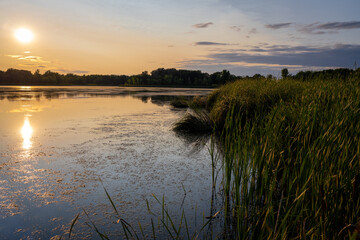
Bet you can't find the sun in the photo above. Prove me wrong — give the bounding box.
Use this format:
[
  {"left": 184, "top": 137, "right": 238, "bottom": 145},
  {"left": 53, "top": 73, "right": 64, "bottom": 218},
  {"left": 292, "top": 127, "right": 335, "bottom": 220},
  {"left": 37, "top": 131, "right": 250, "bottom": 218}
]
[{"left": 14, "top": 28, "right": 34, "bottom": 44}]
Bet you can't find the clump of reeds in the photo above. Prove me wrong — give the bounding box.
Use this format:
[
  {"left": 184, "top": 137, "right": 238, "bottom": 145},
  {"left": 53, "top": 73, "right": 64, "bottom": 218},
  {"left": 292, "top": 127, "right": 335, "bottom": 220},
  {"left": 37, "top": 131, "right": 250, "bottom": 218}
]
[
  {"left": 170, "top": 95, "right": 208, "bottom": 109},
  {"left": 189, "top": 96, "right": 208, "bottom": 109},
  {"left": 208, "top": 79, "right": 303, "bottom": 130},
  {"left": 174, "top": 78, "right": 304, "bottom": 134},
  {"left": 170, "top": 98, "right": 189, "bottom": 108},
  {"left": 173, "top": 109, "right": 213, "bottom": 133}
]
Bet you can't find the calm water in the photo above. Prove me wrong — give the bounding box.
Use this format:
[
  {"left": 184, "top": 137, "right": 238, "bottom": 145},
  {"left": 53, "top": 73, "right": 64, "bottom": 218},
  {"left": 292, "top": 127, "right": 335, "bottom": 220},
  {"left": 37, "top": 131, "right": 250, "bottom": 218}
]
[{"left": 0, "top": 86, "right": 221, "bottom": 239}]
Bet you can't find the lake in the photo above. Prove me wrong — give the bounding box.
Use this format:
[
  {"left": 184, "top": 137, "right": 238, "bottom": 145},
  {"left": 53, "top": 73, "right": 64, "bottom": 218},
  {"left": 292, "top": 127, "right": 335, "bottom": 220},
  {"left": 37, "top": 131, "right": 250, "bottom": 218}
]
[{"left": 0, "top": 86, "right": 222, "bottom": 239}]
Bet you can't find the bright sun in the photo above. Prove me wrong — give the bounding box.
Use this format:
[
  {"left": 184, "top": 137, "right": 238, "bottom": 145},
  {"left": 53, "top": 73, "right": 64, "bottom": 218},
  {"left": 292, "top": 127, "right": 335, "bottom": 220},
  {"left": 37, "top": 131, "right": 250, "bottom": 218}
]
[{"left": 14, "top": 28, "right": 34, "bottom": 43}]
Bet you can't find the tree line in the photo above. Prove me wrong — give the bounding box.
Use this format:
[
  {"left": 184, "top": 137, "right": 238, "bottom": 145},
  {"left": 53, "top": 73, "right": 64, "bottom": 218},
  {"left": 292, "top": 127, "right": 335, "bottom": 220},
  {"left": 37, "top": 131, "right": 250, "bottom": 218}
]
[
  {"left": 0, "top": 68, "right": 237, "bottom": 87},
  {"left": 0, "top": 67, "right": 359, "bottom": 87}
]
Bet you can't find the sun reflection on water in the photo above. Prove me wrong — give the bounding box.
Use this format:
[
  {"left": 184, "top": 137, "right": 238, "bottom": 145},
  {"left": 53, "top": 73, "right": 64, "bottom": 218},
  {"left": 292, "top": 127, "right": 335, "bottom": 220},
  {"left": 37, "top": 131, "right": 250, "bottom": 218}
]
[
  {"left": 20, "top": 86, "right": 31, "bottom": 90},
  {"left": 21, "top": 116, "right": 33, "bottom": 149}
]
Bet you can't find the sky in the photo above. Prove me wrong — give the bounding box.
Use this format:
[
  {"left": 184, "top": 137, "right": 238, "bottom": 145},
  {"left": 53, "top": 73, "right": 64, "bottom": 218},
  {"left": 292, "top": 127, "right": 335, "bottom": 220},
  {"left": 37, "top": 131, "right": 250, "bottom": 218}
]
[{"left": 1, "top": 0, "right": 360, "bottom": 76}]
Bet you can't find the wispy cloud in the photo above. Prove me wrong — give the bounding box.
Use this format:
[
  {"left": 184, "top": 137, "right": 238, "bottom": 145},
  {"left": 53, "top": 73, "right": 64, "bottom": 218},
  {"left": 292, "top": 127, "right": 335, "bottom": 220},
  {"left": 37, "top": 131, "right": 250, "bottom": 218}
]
[
  {"left": 73, "top": 70, "right": 89, "bottom": 74},
  {"left": 315, "top": 21, "right": 360, "bottom": 30},
  {"left": 264, "top": 21, "right": 360, "bottom": 34},
  {"left": 194, "top": 41, "right": 228, "bottom": 46},
  {"left": 192, "top": 22, "right": 214, "bottom": 28},
  {"left": 7, "top": 54, "right": 49, "bottom": 64},
  {"left": 300, "top": 21, "right": 360, "bottom": 34},
  {"left": 230, "top": 26, "right": 241, "bottom": 32},
  {"left": 55, "top": 69, "right": 89, "bottom": 74},
  {"left": 265, "top": 23, "right": 292, "bottom": 30},
  {"left": 248, "top": 28, "right": 257, "bottom": 34}
]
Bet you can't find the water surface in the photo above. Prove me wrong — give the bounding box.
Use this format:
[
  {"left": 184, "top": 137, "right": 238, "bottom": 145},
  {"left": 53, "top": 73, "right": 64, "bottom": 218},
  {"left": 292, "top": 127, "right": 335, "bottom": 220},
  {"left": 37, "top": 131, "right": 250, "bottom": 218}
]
[{"left": 0, "top": 86, "right": 219, "bottom": 239}]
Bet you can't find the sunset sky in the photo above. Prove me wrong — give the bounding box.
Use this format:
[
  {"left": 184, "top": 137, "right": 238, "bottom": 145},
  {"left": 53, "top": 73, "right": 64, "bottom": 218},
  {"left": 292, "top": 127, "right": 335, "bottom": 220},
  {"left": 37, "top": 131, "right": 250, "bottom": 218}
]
[{"left": 1, "top": 0, "right": 360, "bottom": 76}]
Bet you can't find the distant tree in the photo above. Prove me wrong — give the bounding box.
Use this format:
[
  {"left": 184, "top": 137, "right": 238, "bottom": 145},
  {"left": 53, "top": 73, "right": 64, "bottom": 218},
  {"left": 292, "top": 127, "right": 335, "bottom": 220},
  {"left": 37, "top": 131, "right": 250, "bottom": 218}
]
[
  {"left": 281, "top": 68, "right": 289, "bottom": 79},
  {"left": 5, "top": 68, "right": 32, "bottom": 85},
  {"left": 34, "top": 69, "right": 40, "bottom": 76},
  {"left": 252, "top": 74, "right": 264, "bottom": 80},
  {"left": 266, "top": 74, "right": 274, "bottom": 80},
  {"left": 220, "top": 70, "right": 231, "bottom": 84},
  {"left": 0, "top": 70, "right": 4, "bottom": 84}
]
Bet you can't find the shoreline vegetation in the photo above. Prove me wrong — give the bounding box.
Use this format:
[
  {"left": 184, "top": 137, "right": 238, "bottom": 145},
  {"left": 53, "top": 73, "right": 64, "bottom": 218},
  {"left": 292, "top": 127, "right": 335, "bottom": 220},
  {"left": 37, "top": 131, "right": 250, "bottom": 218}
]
[
  {"left": 172, "top": 67, "right": 360, "bottom": 239},
  {"left": 0, "top": 68, "right": 237, "bottom": 87}
]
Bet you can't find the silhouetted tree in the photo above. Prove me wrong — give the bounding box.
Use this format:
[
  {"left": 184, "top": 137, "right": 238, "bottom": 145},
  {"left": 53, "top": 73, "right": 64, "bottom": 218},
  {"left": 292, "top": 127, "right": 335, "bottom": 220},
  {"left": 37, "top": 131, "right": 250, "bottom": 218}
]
[
  {"left": 266, "top": 74, "right": 274, "bottom": 80},
  {"left": 253, "top": 74, "right": 265, "bottom": 80},
  {"left": 281, "top": 68, "right": 289, "bottom": 79}
]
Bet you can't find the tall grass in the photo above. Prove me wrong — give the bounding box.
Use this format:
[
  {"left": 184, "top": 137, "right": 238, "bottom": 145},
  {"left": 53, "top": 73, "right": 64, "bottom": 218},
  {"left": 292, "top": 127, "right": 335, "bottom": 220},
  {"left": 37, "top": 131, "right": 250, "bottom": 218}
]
[
  {"left": 173, "top": 109, "right": 213, "bottom": 133},
  {"left": 212, "top": 78, "right": 360, "bottom": 239},
  {"left": 207, "top": 79, "right": 303, "bottom": 130}
]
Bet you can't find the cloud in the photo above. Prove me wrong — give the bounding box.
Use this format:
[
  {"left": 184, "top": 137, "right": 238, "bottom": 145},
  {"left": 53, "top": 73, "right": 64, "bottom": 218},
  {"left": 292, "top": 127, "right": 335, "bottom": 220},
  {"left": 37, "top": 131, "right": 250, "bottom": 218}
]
[
  {"left": 248, "top": 28, "right": 257, "bottom": 34},
  {"left": 230, "top": 26, "right": 241, "bottom": 32},
  {"left": 208, "top": 44, "right": 360, "bottom": 67},
  {"left": 7, "top": 54, "right": 49, "bottom": 64},
  {"left": 263, "top": 21, "right": 360, "bottom": 34},
  {"left": 7, "top": 55, "right": 22, "bottom": 58},
  {"left": 55, "top": 69, "right": 89, "bottom": 74},
  {"left": 265, "top": 23, "right": 292, "bottom": 30},
  {"left": 194, "top": 41, "right": 228, "bottom": 46},
  {"left": 315, "top": 21, "right": 360, "bottom": 30},
  {"left": 300, "top": 21, "right": 360, "bottom": 34},
  {"left": 179, "top": 44, "right": 360, "bottom": 75},
  {"left": 192, "top": 22, "right": 214, "bottom": 28},
  {"left": 179, "top": 58, "right": 314, "bottom": 76},
  {"left": 73, "top": 70, "right": 89, "bottom": 74}
]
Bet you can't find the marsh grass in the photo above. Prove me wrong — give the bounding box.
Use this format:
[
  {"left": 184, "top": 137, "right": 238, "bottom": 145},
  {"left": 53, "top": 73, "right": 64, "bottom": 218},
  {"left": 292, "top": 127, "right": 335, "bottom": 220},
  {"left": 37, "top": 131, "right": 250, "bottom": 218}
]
[
  {"left": 173, "top": 109, "right": 213, "bottom": 133},
  {"left": 208, "top": 79, "right": 303, "bottom": 130},
  {"left": 213, "top": 78, "right": 360, "bottom": 239},
  {"left": 190, "top": 96, "right": 208, "bottom": 109},
  {"left": 170, "top": 98, "right": 189, "bottom": 108}
]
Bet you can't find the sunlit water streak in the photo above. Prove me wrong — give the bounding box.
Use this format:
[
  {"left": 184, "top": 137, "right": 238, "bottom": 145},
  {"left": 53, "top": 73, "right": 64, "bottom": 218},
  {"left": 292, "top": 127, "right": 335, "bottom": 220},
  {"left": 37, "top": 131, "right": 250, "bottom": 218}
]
[{"left": 21, "top": 116, "right": 33, "bottom": 150}]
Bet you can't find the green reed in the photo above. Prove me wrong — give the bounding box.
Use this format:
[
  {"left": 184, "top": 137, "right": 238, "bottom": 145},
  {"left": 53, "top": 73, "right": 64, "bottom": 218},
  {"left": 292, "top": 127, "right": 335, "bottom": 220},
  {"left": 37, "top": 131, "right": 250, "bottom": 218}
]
[{"left": 213, "top": 78, "right": 360, "bottom": 239}]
